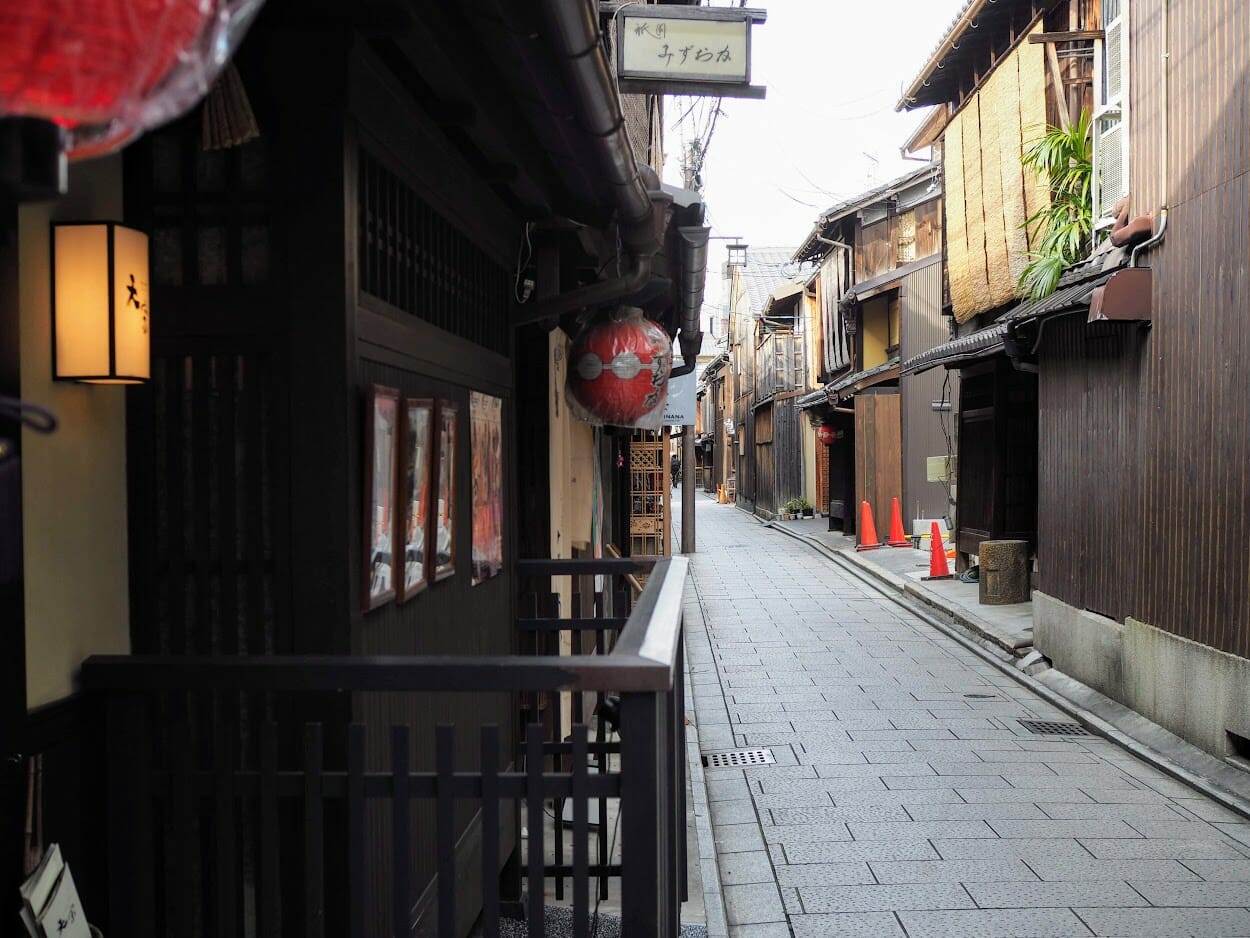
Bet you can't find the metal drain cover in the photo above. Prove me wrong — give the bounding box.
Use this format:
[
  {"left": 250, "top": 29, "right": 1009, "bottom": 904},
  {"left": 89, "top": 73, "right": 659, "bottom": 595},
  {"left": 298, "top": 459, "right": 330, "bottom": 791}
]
[
  {"left": 1018, "top": 719, "right": 1092, "bottom": 737},
  {"left": 702, "top": 748, "right": 776, "bottom": 768}
]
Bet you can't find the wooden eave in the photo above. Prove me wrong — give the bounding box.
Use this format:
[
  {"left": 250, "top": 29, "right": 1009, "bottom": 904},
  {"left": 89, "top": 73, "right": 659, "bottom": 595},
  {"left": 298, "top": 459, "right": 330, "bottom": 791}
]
[{"left": 897, "top": 0, "right": 1052, "bottom": 114}]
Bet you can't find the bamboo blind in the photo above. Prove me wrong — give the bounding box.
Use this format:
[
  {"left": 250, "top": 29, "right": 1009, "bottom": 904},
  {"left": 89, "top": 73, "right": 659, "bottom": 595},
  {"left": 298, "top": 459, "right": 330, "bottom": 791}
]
[{"left": 943, "top": 24, "right": 1050, "bottom": 322}]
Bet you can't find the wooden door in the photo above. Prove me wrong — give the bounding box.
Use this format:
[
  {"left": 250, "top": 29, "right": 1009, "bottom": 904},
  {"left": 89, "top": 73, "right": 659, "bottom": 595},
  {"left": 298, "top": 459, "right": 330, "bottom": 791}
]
[{"left": 854, "top": 390, "right": 903, "bottom": 537}]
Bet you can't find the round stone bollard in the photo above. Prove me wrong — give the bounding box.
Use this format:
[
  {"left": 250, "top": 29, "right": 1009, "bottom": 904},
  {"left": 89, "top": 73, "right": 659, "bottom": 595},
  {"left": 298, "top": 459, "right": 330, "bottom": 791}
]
[{"left": 978, "top": 539, "right": 1030, "bottom": 605}]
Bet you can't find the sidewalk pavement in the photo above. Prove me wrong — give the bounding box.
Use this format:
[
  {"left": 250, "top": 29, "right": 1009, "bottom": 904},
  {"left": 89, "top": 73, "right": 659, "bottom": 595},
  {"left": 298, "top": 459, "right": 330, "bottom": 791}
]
[{"left": 680, "top": 495, "right": 1250, "bottom": 938}]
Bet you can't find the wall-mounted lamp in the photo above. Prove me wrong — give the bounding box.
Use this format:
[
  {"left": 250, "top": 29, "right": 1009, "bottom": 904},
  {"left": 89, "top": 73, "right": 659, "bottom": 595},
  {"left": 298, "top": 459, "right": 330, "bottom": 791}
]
[{"left": 51, "top": 221, "right": 150, "bottom": 383}]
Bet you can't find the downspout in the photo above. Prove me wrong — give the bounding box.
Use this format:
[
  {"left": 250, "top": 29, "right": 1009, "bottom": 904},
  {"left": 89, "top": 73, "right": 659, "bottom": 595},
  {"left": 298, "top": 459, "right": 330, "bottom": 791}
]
[
  {"left": 670, "top": 224, "right": 711, "bottom": 377},
  {"left": 518, "top": 1, "right": 668, "bottom": 325},
  {"left": 1131, "top": 0, "right": 1169, "bottom": 267}
]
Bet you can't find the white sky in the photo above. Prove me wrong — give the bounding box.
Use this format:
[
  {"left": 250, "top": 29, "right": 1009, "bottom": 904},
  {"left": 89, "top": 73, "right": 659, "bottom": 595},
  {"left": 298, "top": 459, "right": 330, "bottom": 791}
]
[{"left": 660, "top": 0, "right": 971, "bottom": 318}]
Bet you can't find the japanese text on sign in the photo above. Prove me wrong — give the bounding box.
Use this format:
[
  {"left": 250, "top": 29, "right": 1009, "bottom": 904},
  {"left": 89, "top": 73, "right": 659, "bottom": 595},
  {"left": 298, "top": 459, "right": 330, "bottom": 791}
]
[{"left": 619, "top": 15, "right": 749, "bottom": 83}]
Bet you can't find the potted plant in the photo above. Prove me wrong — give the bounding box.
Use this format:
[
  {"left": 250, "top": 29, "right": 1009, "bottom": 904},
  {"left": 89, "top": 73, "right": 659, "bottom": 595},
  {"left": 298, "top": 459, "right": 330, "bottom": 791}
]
[{"left": 798, "top": 497, "right": 814, "bottom": 518}]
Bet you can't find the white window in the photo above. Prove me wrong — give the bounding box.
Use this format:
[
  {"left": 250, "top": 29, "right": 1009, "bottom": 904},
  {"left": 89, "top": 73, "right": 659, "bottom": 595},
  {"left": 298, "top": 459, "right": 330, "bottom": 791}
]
[{"left": 1093, "top": 0, "right": 1130, "bottom": 226}]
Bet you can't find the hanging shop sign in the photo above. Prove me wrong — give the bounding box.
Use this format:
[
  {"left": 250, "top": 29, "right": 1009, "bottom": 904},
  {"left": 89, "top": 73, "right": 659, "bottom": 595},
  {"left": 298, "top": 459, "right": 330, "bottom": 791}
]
[
  {"left": 663, "top": 366, "right": 696, "bottom": 426},
  {"left": 615, "top": 5, "right": 767, "bottom": 99}
]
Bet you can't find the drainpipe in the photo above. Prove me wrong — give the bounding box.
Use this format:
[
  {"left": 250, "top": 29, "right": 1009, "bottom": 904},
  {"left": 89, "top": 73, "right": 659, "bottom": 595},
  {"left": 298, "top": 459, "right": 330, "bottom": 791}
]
[
  {"left": 670, "top": 225, "right": 710, "bottom": 377},
  {"left": 815, "top": 233, "right": 853, "bottom": 252},
  {"left": 518, "top": 1, "right": 669, "bottom": 325}
]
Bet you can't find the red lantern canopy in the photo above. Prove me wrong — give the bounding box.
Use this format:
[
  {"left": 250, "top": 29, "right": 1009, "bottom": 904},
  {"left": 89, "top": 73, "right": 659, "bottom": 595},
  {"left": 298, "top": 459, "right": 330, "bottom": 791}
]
[
  {"left": 0, "top": 0, "right": 263, "bottom": 167},
  {"left": 567, "top": 307, "right": 672, "bottom": 427},
  {"left": 817, "top": 423, "right": 840, "bottom": 445}
]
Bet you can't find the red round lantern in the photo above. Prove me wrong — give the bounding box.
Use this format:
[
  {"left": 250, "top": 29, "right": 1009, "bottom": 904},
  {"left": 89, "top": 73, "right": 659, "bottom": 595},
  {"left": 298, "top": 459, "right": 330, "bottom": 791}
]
[
  {"left": 0, "top": 1, "right": 260, "bottom": 159},
  {"left": 567, "top": 307, "right": 672, "bottom": 426},
  {"left": 817, "top": 423, "right": 840, "bottom": 445}
]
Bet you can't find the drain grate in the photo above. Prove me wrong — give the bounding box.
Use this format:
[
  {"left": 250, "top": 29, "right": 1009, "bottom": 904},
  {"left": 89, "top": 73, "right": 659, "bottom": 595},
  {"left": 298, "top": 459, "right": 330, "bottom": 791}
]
[
  {"left": 1018, "top": 719, "right": 1092, "bottom": 737},
  {"left": 702, "top": 748, "right": 776, "bottom": 768}
]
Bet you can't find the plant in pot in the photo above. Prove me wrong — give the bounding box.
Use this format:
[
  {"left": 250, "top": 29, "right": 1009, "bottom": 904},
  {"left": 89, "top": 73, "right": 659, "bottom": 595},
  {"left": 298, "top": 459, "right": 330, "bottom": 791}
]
[
  {"left": 798, "top": 497, "right": 814, "bottom": 518},
  {"left": 781, "top": 497, "right": 800, "bottom": 520}
]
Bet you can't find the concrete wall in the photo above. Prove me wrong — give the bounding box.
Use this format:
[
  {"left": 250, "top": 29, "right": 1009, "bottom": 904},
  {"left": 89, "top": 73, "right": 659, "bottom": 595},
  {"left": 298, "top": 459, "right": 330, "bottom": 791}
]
[
  {"left": 1035, "top": 591, "right": 1250, "bottom": 759},
  {"left": 20, "top": 157, "right": 132, "bottom": 708}
]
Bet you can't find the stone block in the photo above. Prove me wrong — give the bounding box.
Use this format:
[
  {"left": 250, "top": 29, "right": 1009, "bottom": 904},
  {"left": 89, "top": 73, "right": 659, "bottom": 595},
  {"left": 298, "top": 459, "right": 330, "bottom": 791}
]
[{"left": 977, "top": 539, "right": 1029, "bottom": 604}]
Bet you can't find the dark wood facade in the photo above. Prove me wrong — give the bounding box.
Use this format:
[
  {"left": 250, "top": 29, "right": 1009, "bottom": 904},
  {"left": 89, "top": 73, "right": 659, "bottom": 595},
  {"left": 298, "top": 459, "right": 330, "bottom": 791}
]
[
  {"left": 899, "top": 257, "right": 954, "bottom": 523},
  {"left": 956, "top": 359, "right": 1038, "bottom": 562},
  {"left": 1034, "top": 0, "right": 1250, "bottom": 659},
  {"left": 120, "top": 18, "right": 526, "bottom": 931}
]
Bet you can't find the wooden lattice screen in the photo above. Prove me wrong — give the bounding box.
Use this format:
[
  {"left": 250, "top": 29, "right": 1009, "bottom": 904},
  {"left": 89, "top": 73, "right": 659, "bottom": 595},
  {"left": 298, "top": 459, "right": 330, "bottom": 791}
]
[
  {"left": 628, "top": 429, "right": 671, "bottom": 563},
  {"left": 357, "top": 148, "right": 511, "bottom": 356}
]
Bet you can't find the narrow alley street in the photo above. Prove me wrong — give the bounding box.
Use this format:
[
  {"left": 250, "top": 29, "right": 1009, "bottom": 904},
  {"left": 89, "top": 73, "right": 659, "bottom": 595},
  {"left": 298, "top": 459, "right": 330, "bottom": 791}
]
[{"left": 681, "top": 496, "right": 1250, "bottom": 938}]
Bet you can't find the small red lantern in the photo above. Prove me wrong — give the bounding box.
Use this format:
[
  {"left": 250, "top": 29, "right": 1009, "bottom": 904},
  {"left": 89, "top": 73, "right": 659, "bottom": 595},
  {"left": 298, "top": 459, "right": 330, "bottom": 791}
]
[
  {"left": 817, "top": 423, "right": 840, "bottom": 445},
  {"left": 567, "top": 307, "right": 672, "bottom": 426},
  {"left": 0, "top": 0, "right": 262, "bottom": 160}
]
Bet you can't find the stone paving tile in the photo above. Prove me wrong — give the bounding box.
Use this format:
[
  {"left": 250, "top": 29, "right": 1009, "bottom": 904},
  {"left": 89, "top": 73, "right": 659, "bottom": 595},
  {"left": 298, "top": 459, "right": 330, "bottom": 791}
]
[
  {"left": 716, "top": 850, "right": 774, "bottom": 886},
  {"left": 1129, "top": 880, "right": 1250, "bottom": 906},
  {"left": 1080, "top": 838, "right": 1248, "bottom": 860},
  {"left": 846, "top": 819, "right": 999, "bottom": 840},
  {"left": 725, "top": 924, "right": 791, "bottom": 938},
  {"left": 1176, "top": 859, "right": 1250, "bottom": 880},
  {"left": 902, "top": 802, "right": 1049, "bottom": 822},
  {"left": 795, "top": 882, "right": 975, "bottom": 913},
  {"left": 713, "top": 823, "right": 767, "bottom": 854},
  {"left": 1038, "top": 802, "right": 1189, "bottom": 822},
  {"left": 706, "top": 777, "right": 753, "bottom": 803},
  {"left": 1214, "top": 822, "right": 1250, "bottom": 849},
  {"left": 1128, "top": 818, "right": 1230, "bottom": 840},
  {"left": 1075, "top": 907, "right": 1250, "bottom": 937},
  {"left": 710, "top": 799, "right": 761, "bottom": 826},
  {"left": 966, "top": 880, "right": 1147, "bottom": 908},
  {"left": 882, "top": 773, "right": 1012, "bottom": 790},
  {"left": 768, "top": 804, "right": 910, "bottom": 825},
  {"left": 1171, "top": 798, "right": 1250, "bottom": 823},
  {"left": 773, "top": 861, "right": 875, "bottom": 887},
  {"left": 826, "top": 787, "right": 965, "bottom": 807},
  {"left": 1025, "top": 857, "right": 1203, "bottom": 881},
  {"left": 761, "top": 822, "right": 851, "bottom": 844},
  {"left": 782, "top": 840, "right": 940, "bottom": 864},
  {"left": 868, "top": 858, "right": 1038, "bottom": 884},
  {"left": 788, "top": 911, "right": 907, "bottom": 937},
  {"left": 722, "top": 883, "right": 786, "bottom": 926},
  {"left": 956, "top": 786, "right": 1096, "bottom": 804},
  {"left": 934, "top": 838, "right": 1098, "bottom": 861},
  {"left": 987, "top": 819, "right": 1144, "bottom": 839},
  {"left": 898, "top": 907, "right": 1096, "bottom": 937}
]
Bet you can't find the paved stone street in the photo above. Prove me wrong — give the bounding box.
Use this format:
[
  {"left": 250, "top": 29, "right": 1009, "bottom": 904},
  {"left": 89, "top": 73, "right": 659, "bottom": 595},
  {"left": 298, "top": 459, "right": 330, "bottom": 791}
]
[{"left": 683, "top": 497, "right": 1250, "bottom": 937}]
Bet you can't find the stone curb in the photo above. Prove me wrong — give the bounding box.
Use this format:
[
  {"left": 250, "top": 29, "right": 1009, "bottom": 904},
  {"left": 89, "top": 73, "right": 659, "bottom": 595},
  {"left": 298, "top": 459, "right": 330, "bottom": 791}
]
[
  {"left": 760, "top": 517, "right": 1250, "bottom": 823},
  {"left": 681, "top": 578, "right": 730, "bottom": 938}
]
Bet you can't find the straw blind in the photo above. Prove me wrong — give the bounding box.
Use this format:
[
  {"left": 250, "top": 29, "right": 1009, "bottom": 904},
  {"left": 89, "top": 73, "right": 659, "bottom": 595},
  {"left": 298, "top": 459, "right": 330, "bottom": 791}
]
[{"left": 943, "top": 24, "right": 1049, "bottom": 322}]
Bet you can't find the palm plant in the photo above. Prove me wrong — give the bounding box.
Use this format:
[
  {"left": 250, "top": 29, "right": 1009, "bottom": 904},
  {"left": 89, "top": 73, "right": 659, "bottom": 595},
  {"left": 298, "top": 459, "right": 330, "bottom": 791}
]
[{"left": 1018, "top": 109, "right": 1093, "bottom": 301}]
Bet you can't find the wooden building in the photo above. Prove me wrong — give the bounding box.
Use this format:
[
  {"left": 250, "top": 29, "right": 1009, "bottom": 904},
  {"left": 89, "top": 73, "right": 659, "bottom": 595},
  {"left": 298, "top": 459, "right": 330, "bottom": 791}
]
[
  {"left": 794, "top": 168, "right": 947, "bottom": 535},
  {"left": 895, "top": 0, "right": 1101, "bottom": 565},
  {"left": 1, "top": 1, "right": 708, "bottom": 934},
  {"left": 900, "top": 0, "right": 1250, "bottom": 765},
  {"left": 723, "top": 247, "right": 806, "bottom": 516}
]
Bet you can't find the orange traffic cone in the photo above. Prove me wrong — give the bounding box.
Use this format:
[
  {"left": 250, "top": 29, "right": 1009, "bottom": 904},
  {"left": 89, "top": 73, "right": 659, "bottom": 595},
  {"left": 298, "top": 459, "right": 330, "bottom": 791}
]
[
  {"left": 855, "top": 500, "right": 882, "bottom": 551},
  {"left": 922, "top": 520, "right": 954, "bottom": 580},
  {"left": 886, "top": 497, "right": 910, "bottom": 547}
]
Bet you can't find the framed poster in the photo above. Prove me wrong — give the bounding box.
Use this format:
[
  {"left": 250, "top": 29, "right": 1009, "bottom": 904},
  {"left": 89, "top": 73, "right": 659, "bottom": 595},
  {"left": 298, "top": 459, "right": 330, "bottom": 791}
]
[
  {"left": 364, "top": 384, "right": 400, "bottom": 610},
  {"left": 432, "top": 400, "right": 458, "bottom": 582},
  {"left": 397, "top": 397, "right": 433, "bottom": 602},
  {"left": 470, "top": 391, "right": 504, "bottom": 585}
]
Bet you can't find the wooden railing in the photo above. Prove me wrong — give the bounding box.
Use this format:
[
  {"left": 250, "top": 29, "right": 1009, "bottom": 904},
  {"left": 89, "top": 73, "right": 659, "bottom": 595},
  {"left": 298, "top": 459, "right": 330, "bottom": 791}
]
[{"left": 82, "top": 556, "right": 688, "bottom": 938}]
